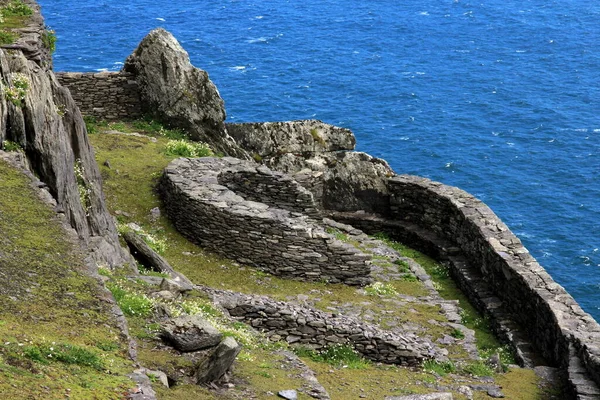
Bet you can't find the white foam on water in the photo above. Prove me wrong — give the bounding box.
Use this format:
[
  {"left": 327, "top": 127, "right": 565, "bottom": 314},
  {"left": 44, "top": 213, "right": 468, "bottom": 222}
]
[
  {"left": 156, "top": 17, "right": 165, "bottom": 21},
  {"left": 247, "top": 37, "right": 268, "bottom": 43}
]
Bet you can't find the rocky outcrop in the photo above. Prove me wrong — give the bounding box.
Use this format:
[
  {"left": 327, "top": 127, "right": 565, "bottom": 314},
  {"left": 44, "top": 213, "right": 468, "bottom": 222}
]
[
  {"left": 267, "top": 151, "right": 394, "bottom": 215},
  {"left": 0, "top": 0, "right": 53, "bottom": 67},
  {"left": 226, "top": 120, "right": 355, "bottom": 158},
  {"left": 226, "top": 120, "right": 393, "bottom": 214},
  {"left": 0, "top": 47, "right": 129, "bottom": 268},
  {"left": 123, "top": 28, "right": 247, "bottom": 159}
]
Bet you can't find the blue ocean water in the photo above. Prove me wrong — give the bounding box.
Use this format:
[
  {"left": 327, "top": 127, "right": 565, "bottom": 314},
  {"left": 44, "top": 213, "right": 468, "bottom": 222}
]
[{"left": 38, "top": 0, "right": 600, "bottom": 321}]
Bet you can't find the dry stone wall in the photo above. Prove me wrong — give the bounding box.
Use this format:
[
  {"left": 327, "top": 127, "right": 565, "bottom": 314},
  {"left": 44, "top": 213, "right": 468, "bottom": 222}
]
[
  {"left": 56, "top": 72, "right": 143, "bottom": 120},
  {"left": 218, "top": 166, "right": 320, "bottom": 218},
  {"left": 159, "top": 157, "right": 372, "bottom": 286},
  {"left": 386, "top": 175, "right": 600, "bottom": 399},
  {"left": 208, "top": 288, "right": 443, "bottom": 366}
]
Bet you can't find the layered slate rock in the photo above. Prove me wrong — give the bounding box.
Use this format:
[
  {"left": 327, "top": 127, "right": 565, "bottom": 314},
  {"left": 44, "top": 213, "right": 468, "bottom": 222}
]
[
  {"left": 226, "top": 120, "right": 356, "bottom": 158},
  {"left": 268, "top": 151, "right": 394, "bottom": 215},
  {"left": 0, "top": 0, "right": 53, "bottom": 67},
  {"left": 195, "top": 336, "right": 242, "bottom": 384},
  {"left": 123, "top": 28, "right": 247, "bottom": 158},
  {"left": 209, "top": 288, "right": 444, "bottom": 366},
  {"left": 0, "top": 46, "right": 129, "bottom": 268},
  {"left": 227, "top": 120, "right": 394, "bottom": 215},
  {"left": 160, "top": 315, "right": 222, "bottom": 352},
  {"left": 160, "top": 157, "right": 372, "bottom": 286}
]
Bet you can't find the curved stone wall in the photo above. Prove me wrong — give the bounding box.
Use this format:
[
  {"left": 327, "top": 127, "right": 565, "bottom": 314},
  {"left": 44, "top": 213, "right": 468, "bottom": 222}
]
[
  {"left": 159, "top": 157, "right": 372, "bottom": 286},
  {"left": 386, "top": 175, "right": 600, "bottom": 398}
]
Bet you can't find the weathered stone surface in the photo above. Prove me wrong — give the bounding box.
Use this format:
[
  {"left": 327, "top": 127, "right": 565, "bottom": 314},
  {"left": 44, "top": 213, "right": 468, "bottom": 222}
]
[
  {"left": 195, "top": 336, "right": 242, "bottom": 384},
  {"left": 277, "top": 389, "right": 298, "bottom": 400},
  {"left": 384, "top": 393, "right": 453, "bottom": 400},
  {"left": 0, "top": 46, "right": 129, "bottom": 269},
  {"left": 209, "top": 288, "right": 445, "bottom": 366},
  {"left": 266, "top": 151, "right": 394, "bottom": 215},
  {"left": 145, "top": 370, "right": 169, "bottom": 388},
  {"left": 160, "top": 157, "right": 372, "bottom": 286},
  {"left": 160, "top": 315, "right": 222, "bottom": 352},
  {"left": 123, "top": 28, "right": 246, "bottom": 158},
  {"left": 123, "top": 231, "right": 193, "bottom": 286},
  {"left": 226, "top": 120, "right": 355, "bottom": 157},
  {"left": 57, "top": 71, "right": 142, "bottom": 120},
  {"left": 0, "top": 1, "right": 52, "bottom": 67}
]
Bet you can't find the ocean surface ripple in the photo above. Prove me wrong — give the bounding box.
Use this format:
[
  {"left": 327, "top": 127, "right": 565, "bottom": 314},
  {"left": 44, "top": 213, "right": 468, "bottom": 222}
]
[{"left": 39, "top": 0, "right": 600, "bottom": 321}]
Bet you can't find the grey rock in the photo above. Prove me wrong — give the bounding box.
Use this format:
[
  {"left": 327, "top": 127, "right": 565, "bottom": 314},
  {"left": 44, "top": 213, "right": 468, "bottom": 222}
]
[
  {"left": 196, "top": 336, "right": 242, "bottom": 384},
  {"left": 145, "top": 369, "right": 169, "bottom": 388},
  {"left": 160, "top": 277, "right": 193, "bottom": 294},
  {"left": 227, "top": 120, "right": 355, "bottom": 157},
  {"left": 384, "top": 393, "right": 453, "bottom": 400},
  {"left": 127, "top": 368, "right": 158, "bottom": 400},
  {"left": 266, "top": 151, "right": 394, "bottom": 214},
  {"left": 486, "top": 388, "right": 504, "bottom": 398},
  {"left": 278, "top": 389, "right": 298, "bottom": 400},
  {"left": 123, "top": 28, "right": 247, "bottom": 158},
  {"left": 0, "top": 47, "right": 130, "bottom": 269},
  {"left": 161, "top": 315, "right": 222, "bottom": 352}
]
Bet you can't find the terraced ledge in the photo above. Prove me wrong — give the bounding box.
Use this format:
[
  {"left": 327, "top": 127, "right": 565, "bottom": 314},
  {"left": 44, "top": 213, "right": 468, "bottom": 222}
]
[{"left": 159, "top": 157, "right": 372, "bottom": 286}]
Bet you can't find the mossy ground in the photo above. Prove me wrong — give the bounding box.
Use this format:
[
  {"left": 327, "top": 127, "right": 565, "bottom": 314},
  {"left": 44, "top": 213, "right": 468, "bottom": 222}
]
[
  {"left": 0, "top": 0, "right": 32, "bottom": 45},
  {"left": 0, "top": 158, "right": 136, "bottom": 398},
  {"left": 86, "top": 121, "right": 551, "bottom": 399}
]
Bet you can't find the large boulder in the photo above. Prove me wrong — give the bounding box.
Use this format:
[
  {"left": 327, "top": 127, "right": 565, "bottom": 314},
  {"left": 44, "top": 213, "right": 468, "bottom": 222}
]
[
  {"left": 226, "top": 120, "right": 355, "bottom": 158},
  {"left": 123, "top": 28, "right": 247, "bottom": 158},
  {"left": 160, "top": 315, "right": 222, "bottom": 352},
  {"left": 195, "top": 336, "right": 242, "bottom": 384}
]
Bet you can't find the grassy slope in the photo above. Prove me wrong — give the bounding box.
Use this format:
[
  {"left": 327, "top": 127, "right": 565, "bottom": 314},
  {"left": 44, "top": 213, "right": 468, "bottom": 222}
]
[
  {"left": 88, "top": 124, "right": 550, "bottom": 399},
  {"left": 0, "top": 158, "right": 136, "bottom": 399}
]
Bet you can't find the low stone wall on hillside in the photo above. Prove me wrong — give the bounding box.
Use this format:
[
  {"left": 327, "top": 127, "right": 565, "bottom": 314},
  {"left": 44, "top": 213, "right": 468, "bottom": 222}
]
[
  {"left": 159, "top": 157, "right": 372, "bottom": 286},
  {"left": 384, "top": 175, "right": 600, "bottom": 399},
  {"left": 207, "top": 288, "right": 443, "bottom": 366},
  {"left": 56, "top": 72, "right": 143, "bottom": 120}
]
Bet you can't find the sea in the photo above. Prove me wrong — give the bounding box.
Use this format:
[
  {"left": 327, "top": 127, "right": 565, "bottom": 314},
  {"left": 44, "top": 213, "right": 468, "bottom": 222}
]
[{"left": 38, "top": 0, "right": 600, "bottom": 322}]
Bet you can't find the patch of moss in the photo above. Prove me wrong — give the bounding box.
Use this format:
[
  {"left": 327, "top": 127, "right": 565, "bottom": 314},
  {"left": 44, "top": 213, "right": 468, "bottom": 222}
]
[{"left": 0, "top": 160, "right": 136, "bottom": 398}]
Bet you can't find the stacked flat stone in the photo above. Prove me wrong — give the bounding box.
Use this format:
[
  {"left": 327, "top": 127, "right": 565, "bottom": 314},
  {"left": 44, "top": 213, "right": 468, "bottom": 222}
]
[
  {"left": 160, "top": 157, "right": 372, "bottom": 286},
  {"left": 57, "top": 72, "right": 142, "bottom": 120},
  {"left": 209, "top": 288, "right": 443, "bottom": 366},
  {"left": 386, "top": 175, "right": 600, "bottom": 399},
  {"left": 218, "top": 165, "right": 320, "bottom": 218}
]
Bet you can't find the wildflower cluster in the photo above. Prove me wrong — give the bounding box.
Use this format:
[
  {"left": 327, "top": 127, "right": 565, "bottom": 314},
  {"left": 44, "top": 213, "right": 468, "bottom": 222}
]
[
  {"left": 3, "top": 72, "right": 30, "bottom": 106},
  {"left": 364, "top": 281, "right": 398, "bottom": 296},
  {"left": 74, "top": 158, "right": 92, "bottom": 215},
  {"left": 165, "top": 139, "right": 214, "bottom": 158},
  {"left": 107, "top": 281, "right": 154, "bottom": 317}
]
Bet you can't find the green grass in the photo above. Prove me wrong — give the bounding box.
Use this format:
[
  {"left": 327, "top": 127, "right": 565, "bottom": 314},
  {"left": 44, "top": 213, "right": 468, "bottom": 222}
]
[
  {"left": 422, "top": 360, "right": 456, "bottom": 376},
  {"left": 0, "top": 159, "right": 135, "bottom": 398},
  {"left": 294, "top": 344, "right": 371, "bottom": 369},
  {"left": 164, "top": 139, "right": 214, "bottom": 158},
  {"left": 0, "top": 29, "right": 16, "bottom": 44},
  {"left": 2, "top": 0, "right": 32, "bottom": 17},
  {"left": 106, "top": 281, "right": 154, "bottom": 318}
]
